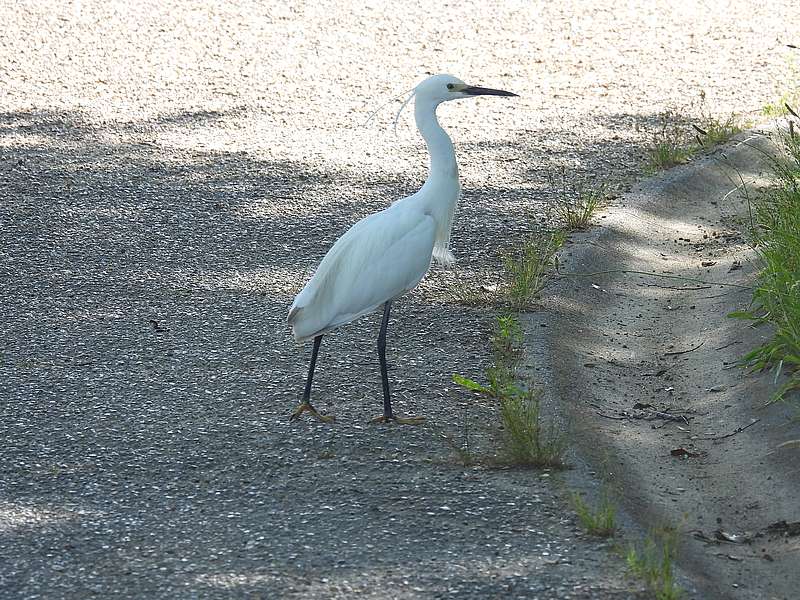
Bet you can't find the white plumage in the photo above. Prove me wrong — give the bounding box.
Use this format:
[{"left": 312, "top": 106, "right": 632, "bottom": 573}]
[
  {"left": 289, "top": 75, "right": 466, "bottom": 341},
  {"left": 287, "top": 73, "right": 517, "bottom": 424},
  {"left": 289, "top": 205, "right": 437, "bottom": 342}
]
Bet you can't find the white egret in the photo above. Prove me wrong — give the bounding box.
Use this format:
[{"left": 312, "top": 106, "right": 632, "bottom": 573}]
[{"left": 288, "top": 73, "right": 518, "bottom": 424}]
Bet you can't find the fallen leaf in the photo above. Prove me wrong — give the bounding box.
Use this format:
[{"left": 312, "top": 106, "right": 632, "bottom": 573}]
[
  {"left": 714, "top": 529, "right": 748, "bottom": 544},
  {"left": 701, "top": 261, "right": 717, "bottom": 267},
  {"left": 671, "top": 447, "right": 701, "bottom": 458}
]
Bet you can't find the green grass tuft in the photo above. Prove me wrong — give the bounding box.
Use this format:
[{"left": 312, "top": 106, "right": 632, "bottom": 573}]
[
  {"left": 694, "top": 113, "right": 744, "bottom": 148},
  {"left": 763, "top": 96, "right": 800, "bottom": 117},
  {"left": 646, "top": 107, "right": 696, "bottom": 171},
  {"left": 730, "top": 129, "right": 800, "bottom": 403},
  {"left": 452, "top": 313, "right": 524, "bottom": 399},
  {"left": 625, "top": 527, "right": 683, "bottom": 600},
  {"left": 556, "top": 186, "right": 606, "bottom": 230},
  {"left": 502, "top": 231, "right": 565, "bottom": 311},
  {"left": 648, "top": 141, "right": 694, "bottom": 170},
  {"left": 497, "top": 383, "right": 567, "bottom": 468},
  {"left": 761, "top": 56, "right": 800, "bottom": 117},
  {"left": 571, "top": 491, "right": 617, "bottom": 537},
  {"left": 647, "top": 92, "right": 745, "bottom": 172},
  {"left": 453, "top": 315, "right": 567, "bottom": 469}
]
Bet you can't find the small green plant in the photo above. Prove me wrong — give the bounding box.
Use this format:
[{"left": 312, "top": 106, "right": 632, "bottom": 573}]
[
  {"left": 453, "top": 313, "right": 524, "bottom": 398},
  {"left": 571, "top": 490, "right": 617, "bottom": 537},
  {"left": 449, "top": 378, "right": 566, "bottom": 468},
  {"left": 763, "top": 96, "right": 800, "bottom": 117},
  {"left": 487, "top": 314, "right": 523, "bottom": 387},
  {"left": 453, "top": 315, "right": 566, "bottom": 468},
  {"left": 648, "top": 141, "right": 693, "bottom": 170},
  {"left": 502, "top": 231, "right": 565, "bottom": 311},
  {"left": 647, "top": 92, "right": 744, "bottom": 172},
  {"left": 556, "top": 186, "right": 606, "bottom": 230},
  {"left": 492, "top": 313, "right": 523, "bottom": 359},
  {"left": 647, "top": 108, "right": 695, "bottom": 171},
  {"left": 497, "top": 383, "right": 567, "bottom": 468},
  {"left": 730, "top": 126, "right": 800, "bottom": 403},
  {"left": 692, "top": 90, "right": 744, "bottom": 148},
  {"left": 625, "top": 527, "right": 683, "bottom": 600},
  {"left": 693, "top": 114, "right": 743, "bottom": 148}
]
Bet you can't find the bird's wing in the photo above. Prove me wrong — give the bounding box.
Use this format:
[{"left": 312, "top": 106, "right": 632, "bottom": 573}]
[{"left": 289, "top": 207, "right": 436, "bottom": 341}]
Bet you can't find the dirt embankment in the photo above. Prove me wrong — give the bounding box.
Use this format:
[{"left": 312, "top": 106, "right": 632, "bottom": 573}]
[{"left": 536, "top": 132, "right": 800, "bottom": 600}]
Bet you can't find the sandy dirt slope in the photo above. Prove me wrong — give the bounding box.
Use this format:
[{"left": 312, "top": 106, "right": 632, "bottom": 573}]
[
  {"left": 1, "top": 1, "right": 798, "bottom": 598},
  {"left": 538, "top": 131, "right": 800, "bottom": 600}
]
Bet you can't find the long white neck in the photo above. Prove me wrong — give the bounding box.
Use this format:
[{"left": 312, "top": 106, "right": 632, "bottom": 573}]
[
  {"left": 415, "top": 99, "right": 458, "bottom": 182},
  {"left": 412, "top": 97, "right": 461, "bottom": 266}
]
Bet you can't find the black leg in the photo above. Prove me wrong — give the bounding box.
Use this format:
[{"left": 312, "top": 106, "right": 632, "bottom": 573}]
[
  {"left": 302, "top": 335, "right": 323, "bottom": 403},
  {"left": 291, "top": 335, "right": 333, "bottom": 423},
  {"left": 377, "top": 301, "right": 393, "bottom": 419}
]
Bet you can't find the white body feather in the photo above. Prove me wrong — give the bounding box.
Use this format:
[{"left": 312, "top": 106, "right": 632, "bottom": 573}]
[{"left": 288, "top": 78, "right": 462, "bottom": 343}]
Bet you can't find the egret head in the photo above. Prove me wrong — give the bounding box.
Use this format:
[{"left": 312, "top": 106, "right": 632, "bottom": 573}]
[
  {"left": 383, "top": 73, "right": 517, "bottom": 135},
  {"left": 414, "top": 73, "right": 518, "bottom": 106}
]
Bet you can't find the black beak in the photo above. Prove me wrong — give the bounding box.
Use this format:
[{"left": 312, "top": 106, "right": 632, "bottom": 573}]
[{"left": 462, "top": 85, "right": 518, "bottom": 97}]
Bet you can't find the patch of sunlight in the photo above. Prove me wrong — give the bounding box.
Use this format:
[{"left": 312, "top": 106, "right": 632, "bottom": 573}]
[
  {"left": 235, "top": 194, "right": 390, "bottom": 220},
  {"left": 611, "top": 207, "right": 700, "bottom": 239},
  {"left": 235, "top": 196, "right": 334, "bottom": 219},
  {"left": 154, "top": 265, "right": 311, "bottom": 297},
  {"left": 87, "top": 204, "right": 144, "bottom": 219},
  {"left": 155, "top": 126, "right": 240, "bottom": 153},
  {"left": 0, "top": 502, "right": 85, "bottom": 533},
  {"left": 194, "top": 552, "right": 562, "bottom": 597},
  {"left": 0, "top": 133, "right": 52, "bottom": 149},
  {"left": 194, "top": 572, "right": 280, "bottom": 588}
]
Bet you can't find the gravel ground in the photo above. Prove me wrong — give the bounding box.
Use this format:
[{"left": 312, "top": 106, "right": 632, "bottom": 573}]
[{"left": 1, "top": 1, "right": 796, "bottom": 598}]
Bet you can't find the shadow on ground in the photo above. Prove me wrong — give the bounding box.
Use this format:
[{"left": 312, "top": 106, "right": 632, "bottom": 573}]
[{"left": 0, "top": 107, "right": 665, "bottom": 598}]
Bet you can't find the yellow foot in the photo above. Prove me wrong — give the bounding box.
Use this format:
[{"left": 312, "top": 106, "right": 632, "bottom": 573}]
[
  {"left": 289, "top": 402, "right": 335, "bottom": 423},
  {"left": 369, "top": 414, "right": 426, "bottom": 425}
]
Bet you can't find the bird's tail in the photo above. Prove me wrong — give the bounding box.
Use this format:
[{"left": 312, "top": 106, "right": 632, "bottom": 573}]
[
  {"left": 287, "top": 306, "right": 306, "bottom": 343},
  {"left": 288, "top": 304, "right": 319, "bottom": 343},
  {"left": 287, "top": 305, "right": 303, "bottom": 325}
]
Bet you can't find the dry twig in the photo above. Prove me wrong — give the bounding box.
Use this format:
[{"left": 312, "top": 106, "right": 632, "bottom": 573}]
[
  {"left": 702, "top": 419, "right": 760, "bottom": 440},
  {"left": 664, "top": 341, "right": 705, "bottom": 356}
]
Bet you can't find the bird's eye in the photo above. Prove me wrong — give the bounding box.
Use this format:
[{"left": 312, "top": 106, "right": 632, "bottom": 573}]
[{"left": 446, "top": 83, "right": 455, "bottom": 90}]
